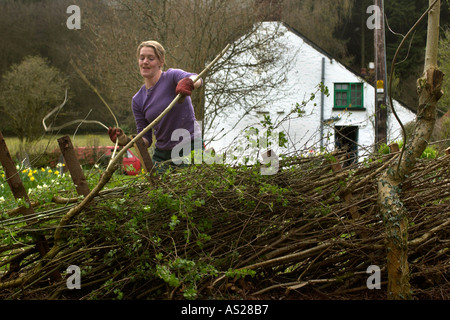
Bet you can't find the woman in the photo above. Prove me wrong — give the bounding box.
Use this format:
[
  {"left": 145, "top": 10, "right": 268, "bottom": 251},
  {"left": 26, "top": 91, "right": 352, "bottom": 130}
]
[{"left": 108, "top": 40, "right": 204, "bottom": 172}]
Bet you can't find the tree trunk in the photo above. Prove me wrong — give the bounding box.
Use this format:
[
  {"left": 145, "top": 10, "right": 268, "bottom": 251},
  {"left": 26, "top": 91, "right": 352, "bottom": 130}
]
[{"left": 378, "top": 0, "right": 443, "bottom": 300}]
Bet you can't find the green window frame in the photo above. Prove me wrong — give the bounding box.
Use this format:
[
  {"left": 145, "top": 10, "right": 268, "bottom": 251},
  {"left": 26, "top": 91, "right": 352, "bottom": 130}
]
[{"left": 334, "top": 83, "right": 364, "bottom": 109}]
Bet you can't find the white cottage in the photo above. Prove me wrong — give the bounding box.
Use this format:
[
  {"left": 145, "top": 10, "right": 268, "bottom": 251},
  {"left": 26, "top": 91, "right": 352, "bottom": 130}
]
[{"left": 204, "top": 21, "right": 416, "bottom": 165}]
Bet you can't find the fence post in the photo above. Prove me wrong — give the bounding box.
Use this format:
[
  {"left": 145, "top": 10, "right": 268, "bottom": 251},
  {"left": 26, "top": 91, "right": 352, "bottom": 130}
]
[
  {"left": 389, "top": 143, "right": 400, "bottom": 153},
  {"left": 0, "top": 131, "right": 61, "bottom": 281},
  {"left": 0, "top": 132, "right": 36, "bottom": 222},
  {"left": 57, "top": 136, "right": 90, "bottom": 197}
]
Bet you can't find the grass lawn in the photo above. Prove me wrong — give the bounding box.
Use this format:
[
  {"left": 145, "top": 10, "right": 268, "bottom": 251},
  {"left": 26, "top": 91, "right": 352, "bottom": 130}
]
[{"left": 3, "top": 133, "right": 113, "bottom": 156}]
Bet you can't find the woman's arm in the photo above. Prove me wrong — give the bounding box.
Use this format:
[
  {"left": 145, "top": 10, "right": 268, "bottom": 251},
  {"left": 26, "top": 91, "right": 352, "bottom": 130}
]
[{"left": 132, "top": 98, "right": 153, "bottom": 147}]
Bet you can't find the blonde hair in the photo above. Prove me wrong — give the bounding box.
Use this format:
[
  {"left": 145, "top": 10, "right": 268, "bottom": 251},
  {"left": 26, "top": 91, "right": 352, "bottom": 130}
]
[{"left": 137, "top": 40, "right": 166, "bottom": 68}]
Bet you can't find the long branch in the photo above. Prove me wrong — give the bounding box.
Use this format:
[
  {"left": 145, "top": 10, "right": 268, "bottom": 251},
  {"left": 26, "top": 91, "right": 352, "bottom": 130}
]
[
  {"left": 0, "top": 44, "right": 231, "bottom": 291},
  {"left": 53, "top": 44, "right": 230, "bottom": 255},
  {"left": 388, "top": 0, "right": 440, "bottom": 175}
]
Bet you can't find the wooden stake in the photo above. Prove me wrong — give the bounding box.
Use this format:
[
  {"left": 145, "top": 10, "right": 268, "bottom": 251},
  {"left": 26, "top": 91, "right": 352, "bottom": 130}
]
[
  {"left": 132, "top": 136, "right": 155, "bottom": 176},
  {"left": 0, "top": 131, "right": 61, "bottom": 282},
  {"left": 57, "top": 136, "right": 90, "bottom": 197},
  {"left": 389, "top": 143, "right": 400, "bottom": 153}
]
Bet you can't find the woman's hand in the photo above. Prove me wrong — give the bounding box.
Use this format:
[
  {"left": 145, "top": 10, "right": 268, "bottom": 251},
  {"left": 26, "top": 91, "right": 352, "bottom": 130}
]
[
  {"left": 176, "top": 77, "right": 195, "bottom": 103},
  {"left": 108, "top": 127, "right": 130, "bottom": 146}
]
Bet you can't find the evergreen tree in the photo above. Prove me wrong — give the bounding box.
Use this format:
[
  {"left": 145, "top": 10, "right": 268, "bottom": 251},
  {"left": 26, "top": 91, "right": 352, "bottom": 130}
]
[{"left": 0, "top": 56, "right": 68, "bottom": 145}]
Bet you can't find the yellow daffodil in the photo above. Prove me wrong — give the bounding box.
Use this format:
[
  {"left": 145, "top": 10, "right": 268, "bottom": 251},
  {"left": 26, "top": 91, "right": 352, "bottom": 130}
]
[
  {"left": 54, "top": 170, "right": 60, "bottom": 175},
  {"left": 48, "top": 169, "right": 52, "bottom": 173},
  {"left": 30, "top": 176, "right": 35, "bottom": 182}
]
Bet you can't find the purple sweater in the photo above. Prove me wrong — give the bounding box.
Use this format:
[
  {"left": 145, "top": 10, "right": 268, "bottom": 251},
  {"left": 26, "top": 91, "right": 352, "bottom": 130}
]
[{"left": 132, "top": 68, "right": 202, "bottom": 150}]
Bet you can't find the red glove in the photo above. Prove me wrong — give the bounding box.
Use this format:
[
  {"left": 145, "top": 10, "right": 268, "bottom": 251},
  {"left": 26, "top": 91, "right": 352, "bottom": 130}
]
[
  {"left": 108, "top": 127, "right": 129, "bottom": 146},
  {"left": 176, "top": 78, "right": 194, "bottom": 103}
]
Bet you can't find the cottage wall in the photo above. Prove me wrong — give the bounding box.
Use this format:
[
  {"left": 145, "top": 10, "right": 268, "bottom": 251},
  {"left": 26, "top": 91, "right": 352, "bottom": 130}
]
[{"left": 204, "top": 22, "right": 415, "bottom": 163}]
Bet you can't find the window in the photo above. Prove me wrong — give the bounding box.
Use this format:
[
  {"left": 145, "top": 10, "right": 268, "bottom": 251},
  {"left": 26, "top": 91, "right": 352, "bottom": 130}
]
[{"left": 334, "top": 83, "right": 364, "bottom": 109}]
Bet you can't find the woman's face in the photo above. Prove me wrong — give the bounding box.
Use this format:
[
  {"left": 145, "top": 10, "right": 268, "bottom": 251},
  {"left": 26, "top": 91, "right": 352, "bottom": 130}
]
[{"left": 138, "top": 46, "right": 164, "bottom": 79}]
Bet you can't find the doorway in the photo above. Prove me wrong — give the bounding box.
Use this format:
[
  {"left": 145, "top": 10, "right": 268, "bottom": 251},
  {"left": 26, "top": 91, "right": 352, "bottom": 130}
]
[{"left": 335, "top": 126, "right": 359, "bottom": 166}]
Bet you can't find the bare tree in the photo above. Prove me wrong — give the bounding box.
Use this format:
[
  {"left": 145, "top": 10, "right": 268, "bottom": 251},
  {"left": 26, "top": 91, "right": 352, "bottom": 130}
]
[
  {"left": 70, "top": 0, "right": 289, "bottom": 136},
  {"left": 378, "top": 0, "right": 443, "bottom": 300},
  {"left": 203, "top": 21, "right": 294, "bottom": 141},
  {"left": 68, "top": 0, "right": 144, "bottom": 130}
]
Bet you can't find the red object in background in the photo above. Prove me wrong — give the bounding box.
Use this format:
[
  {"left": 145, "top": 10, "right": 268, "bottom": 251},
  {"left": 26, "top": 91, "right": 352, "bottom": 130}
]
[
  {"left": 122, "top": 148, "right": 141, "bottom": 175},
  {"left": 50, "top": 145, "right": 141, "bottom": 175}
]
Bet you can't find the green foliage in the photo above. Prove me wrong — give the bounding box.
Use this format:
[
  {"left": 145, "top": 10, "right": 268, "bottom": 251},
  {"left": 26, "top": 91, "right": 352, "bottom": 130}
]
[
  {"left": 225, "top": 268, "right": 256, "bottom": 279},
  {"left": 0, "top": 56, "right": 68, "bottom": 144},
  {"left": 156, "top": 258, "right": 218, "bottom": 299},
  {"left": 2, "top": 146, "right": 449, "bottom": 299},
  {"left": 0, "top": 165, "right": 71, "bottom": 212},
  {"left": 0, "top": 163, "right": 135, "bottom": 272},
  {"left": 258, "top": 182, "right": 290, "bottom": 207},
  {"left": 227, "top": 82, "right": 328, "bottom": 167},
  {"left": 421, "top": 145, "right": 438, "bottom": 159},
  {"left": 377, "top": 140, "right": 439, "bottom": 159},
  {"left": 67, "top": 162, "right": 297, "bottom": 299}
]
